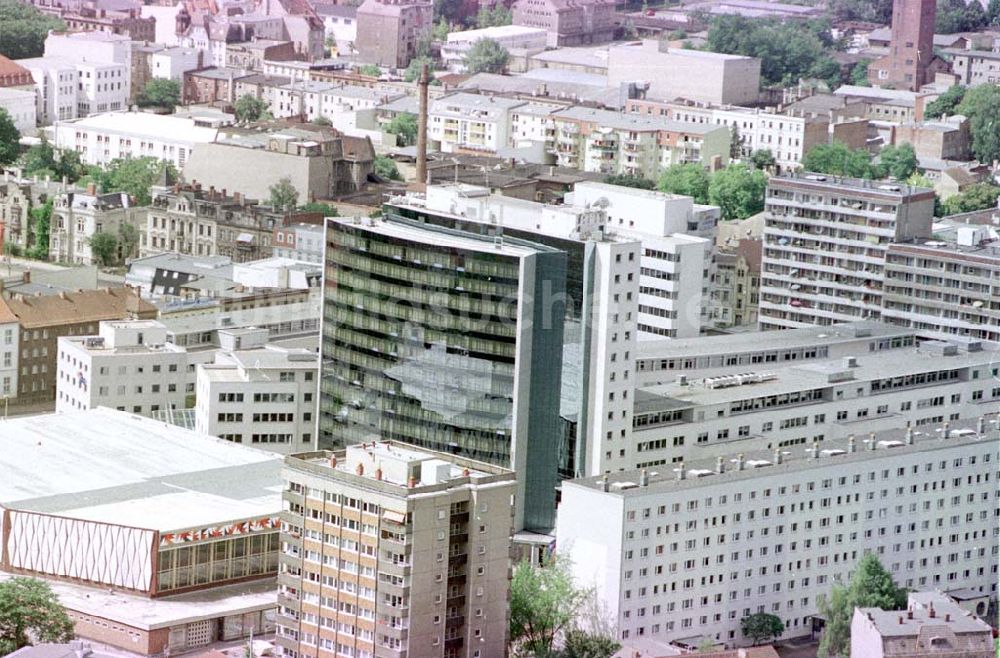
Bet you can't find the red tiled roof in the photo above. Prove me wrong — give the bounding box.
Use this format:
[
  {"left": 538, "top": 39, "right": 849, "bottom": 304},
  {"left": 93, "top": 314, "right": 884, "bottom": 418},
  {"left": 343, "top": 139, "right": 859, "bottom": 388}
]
[{"left": 0, "top": 55, "right": 34, "bottom": 89}]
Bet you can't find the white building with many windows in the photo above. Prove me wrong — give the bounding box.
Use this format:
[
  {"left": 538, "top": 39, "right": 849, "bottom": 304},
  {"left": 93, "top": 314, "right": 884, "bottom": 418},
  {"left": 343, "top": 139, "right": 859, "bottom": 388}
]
[
  {"left": 52, "top": 112, "right": 219, "bottom": 168},
  {"left": 557, "top": 417, "right": 998, "bottom": 647},
  {"left": 0, "top": 88, "right": 37, "bottom": 133},
  {"left": 195, "top": 336, "right": 319, "bottom": 454},
  {"left": 56, "top": 320, "right": 189, "bottom": 417},
  {"left": 0, "top": 319, "right": 20, "bottom": 400},
  {"left": 19, "top": 57, "right": 79, "bottom": 125}
]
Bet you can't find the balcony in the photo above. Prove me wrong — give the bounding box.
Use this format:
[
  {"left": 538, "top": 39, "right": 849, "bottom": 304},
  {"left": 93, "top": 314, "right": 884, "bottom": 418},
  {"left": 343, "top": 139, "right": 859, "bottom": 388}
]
[
  {"left": 445, "top": 615, "right": 465, "bottom": 629},
  {"left": 448, "top": 553, "right": 468, "bottom": 567}
]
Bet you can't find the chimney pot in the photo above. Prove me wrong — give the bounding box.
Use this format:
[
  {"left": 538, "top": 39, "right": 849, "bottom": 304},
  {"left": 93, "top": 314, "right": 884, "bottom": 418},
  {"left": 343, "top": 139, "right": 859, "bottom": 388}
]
[
  {"left": 407, "top": 476, "right": 416, "bottom": 488},
  {"left": 375, "top": 467, "right": 382, "bottom": 481},
  {"left": 945, "top": 613, "right": 951, "bottom": 622},
  {"left": 329, "top": 455, "right": 337, "bottom": 468},
  {"left": 356, "top": 463, "right": 364, "bottom": 476},
  {"left": 22, "top": 270, "right": 30, "bottom": 284}
]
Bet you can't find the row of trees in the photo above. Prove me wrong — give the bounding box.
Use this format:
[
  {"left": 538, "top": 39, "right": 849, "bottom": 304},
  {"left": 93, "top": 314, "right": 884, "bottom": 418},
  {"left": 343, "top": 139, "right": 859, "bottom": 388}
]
[
  {"left": 658, "top": 162, "right": 768, "bottom": 221},
  {"left": 705, "top": 16, "right": 842, "bottom": 88},
  {"left": 800, "top": 142, "right": 918, "bottom": 181}
]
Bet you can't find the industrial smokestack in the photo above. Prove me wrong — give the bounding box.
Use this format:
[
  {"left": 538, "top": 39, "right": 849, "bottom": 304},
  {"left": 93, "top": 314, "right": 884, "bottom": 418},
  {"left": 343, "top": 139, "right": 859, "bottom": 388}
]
[{"left": 415, "top": 62, "right": 430, "bottom": 186}]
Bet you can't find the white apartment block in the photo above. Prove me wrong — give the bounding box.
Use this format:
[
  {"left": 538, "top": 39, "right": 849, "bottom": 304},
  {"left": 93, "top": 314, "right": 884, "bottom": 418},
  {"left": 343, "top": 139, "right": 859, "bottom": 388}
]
[
  {"left": 19, "top": 58, "right": 79, "bottom": 125},
  {"left": 0, "top": 88, "right": 37, "bottom": 133},
  {"left": 151, "top": 47, "right": 203, "bottom": 82},
  {"left": 428, "top": 93, "right": 524, "bottom": 154},
  {"left": 44, "top": 30, "right": 133, "bottom": 70},
  {"left": 75, "top": 61, "right": 129, "bottom": 116},
  {"left": 277, "top": 442, "right": 516, "bottom": 658},
  {"left": 568, "top": 182, "right": 718, "bottom": 338},
  {"left": 627, "top": 337, "right": 1000, "bottom": 468},
  {"left": 271, "top": 81, "right": 401, "bottom": 129},
  {"left": 557, "top": 419, "right": 998, "bottom": 647},
  {"left": 760, "top": 174, "right": 935, "bottom": 330},
  {"left": 56, "top": 320, "right": 188, "bottom": 417},
  {"left": 273, "top": 222, "right": 325, "bottom": 264},
  {"left": 52, "top": 112, "right": 219, "bottom": 169},
  {"left": 195, "top": 342, "right": 319, "bottom": 454}
]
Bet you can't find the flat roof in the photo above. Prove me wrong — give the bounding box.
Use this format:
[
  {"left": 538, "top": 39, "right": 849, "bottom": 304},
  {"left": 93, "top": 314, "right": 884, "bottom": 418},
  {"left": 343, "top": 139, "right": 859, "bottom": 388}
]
[
  {"left": 55, "top": 112, "right": 219, "bottom": 143},
  {"left": 0, "top": 572, "right": 276, "bottom": 631},
  {"left": 332, "top": 215, "right": 555, "bottom": 257},
  {"left": 553, "top": 106, "right": 722, "bottom": 133},
  {"left": 638, "top": 342, "right": 999, "bottom": 408},
  {"left": 568, "top": 415, "right": 995, "bottom": 498},
  {"left": 447, "top": 24, "right": 547, "bottom": 42},
  {"left": 637, "top": 321, "right": 913, "bottom": 360},
  {"left": 0, "top": 408, "right": 282, "bottom": 532}
]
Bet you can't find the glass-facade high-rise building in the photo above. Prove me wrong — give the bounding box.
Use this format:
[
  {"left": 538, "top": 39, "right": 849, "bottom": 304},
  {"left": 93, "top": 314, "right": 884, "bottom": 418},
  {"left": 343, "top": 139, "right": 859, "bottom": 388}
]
[{"left": 318, "top": 215, "right": 567, "bottom": 531}]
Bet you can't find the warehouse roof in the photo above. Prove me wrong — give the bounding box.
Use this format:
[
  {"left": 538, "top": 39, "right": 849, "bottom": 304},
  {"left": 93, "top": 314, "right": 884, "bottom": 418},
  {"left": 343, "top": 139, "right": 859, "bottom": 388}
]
[{"left": 0, "top": 408, "right": 282, "bottom": 532}]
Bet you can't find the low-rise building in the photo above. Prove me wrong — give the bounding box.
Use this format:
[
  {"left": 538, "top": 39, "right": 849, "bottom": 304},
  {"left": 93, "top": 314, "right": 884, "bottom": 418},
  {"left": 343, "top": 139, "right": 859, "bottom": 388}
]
[
  {"left": 150, "top": 46, "right": 204, "bottom": 83},
  {"left": 277, "top": 442, "right": 516, "bottom": 658},
  {"left": 0, "top": 173, "right": 70, "bottom": 252},
  {"left": 182, "top": 67, "right": 251, "bottom": 105},
  {"left": 852, "top": 592, "right": 994, "bottom": 658},
  {"left": 195, "top": 338, "right": 318, "bottom": 452},
  {"left": 892, "top": 115, "right": 971, "bottom": 163},
  {"left": 52, "top": 112, "right": 219, "bottom": 169},
  {"left": 512, "top": 0, "right": 614, "bottom": 47},
  {"left": 943, "top": 48, "right": 1000, "bottom": 87},
  {"left": 0, "top": 87, "right": 36, "bottom": 134},
  {"left": 49, "top": 188, "right": 138, "bottom": 265},
  {"left": 61, "top": 4, "right": 155, "bottom": 42},
  {"left": 56, "top": 319, "right": 188, "bottom": 416},
  {"left": 551, "top": 106, "right": 731, "bottom": 179},
  {"left": 0, "top": 286, "right": 157, "bottom": 403},
  {"left": 0, "top": 407, "right": 282, "bottom": 654},
  {"left": 272, "top": 222, "right": 324, "bottom": 263},
  {"left": 557, "top": 417, "right": 997, "bottom": 646},
  {"left": 182, "top": 124, "right": 374, "bottom": 203},
  {"left": 607, "top": 41, "right": 761, "bottom": 107},
  {"left": 19, "top": 57, "right": 79, "bottom": 125},
  {"left": 443, "top": 24, "right": 548, "bottom": 72},
  {"left": 355, "top": 0, "right": 433, "bottom": 69},
  {"left": 315, "top": 5, "right": 357, "bottom": 56}
]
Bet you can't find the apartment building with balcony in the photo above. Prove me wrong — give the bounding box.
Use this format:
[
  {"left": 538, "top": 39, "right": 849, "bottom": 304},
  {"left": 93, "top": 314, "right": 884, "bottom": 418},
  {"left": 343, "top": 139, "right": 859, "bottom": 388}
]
[
  {"left": 56, "top": 320, "right": 188, "bottom": 417},
  {"left": 195, "top": 340, "right": 319, "bottom": 454},
  {"left": 319, "top": 215, "right": 567, "bottom": 531},
  {"left": 277, "top": 442, "right": 515, "bottom": 658},
  {"left": 630, "top": 99, "right": 855, "bottom": 173},
  {"left": 557, "top": 417, "right": 997, "bottom": 646},
  {"left": 550, "top": 106, "right": 730, "bottom": 180},
  {"left": 627, "top": 337, "right": 1000, "bottom": 467},
  {"left": 882, "top": 224, "right": 1000, "bottom": 343},
  {"left": 759, "top": 174, "right": 935, "bottom": 330},
  {"left": 428, "top": 93, "right": 525, "bottom": 155}
]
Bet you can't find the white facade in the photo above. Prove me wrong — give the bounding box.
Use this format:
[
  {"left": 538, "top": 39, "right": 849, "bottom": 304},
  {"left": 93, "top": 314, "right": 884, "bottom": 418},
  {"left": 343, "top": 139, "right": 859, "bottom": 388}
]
[
  {"left": 75, "top": 61, "right": 129, "bottom": 117},
  {"left": 567, "top": 182, "right": 718, "bottom": 339},
  {"left": 44, "top": 31, "right": 133, "bottom": 68},
  {"left": 52, "top": 112, "right": 219, "bottom": 168},
  {"left": 49, "top": 190, "right": 133, "bottom": 265},
  {"left": 628, "top": 338, "right": 1000, "bottom": 467},
  {"left": 557, "top": 421, "right": 998, "bottom": 647},
  {"left": 0, "top": 88, "right": 38, "bottom": 133},
  {"left": 56, "top": 320, "right": 189, "bottom": 417},
  {"left": 195, "top": 336, "right": 319, "bottom": 454},
  {"left": 442, "top": 25, "right": 547, "bottom": 71},
  {"left": 20, "top": 58, "right": 79, "bottom": 125},
  {"left": 151, "top": 47, "right": 204, "bottom": 82},
  {"left": 428, "top": 93, "right": 524, "bottom": 154}
]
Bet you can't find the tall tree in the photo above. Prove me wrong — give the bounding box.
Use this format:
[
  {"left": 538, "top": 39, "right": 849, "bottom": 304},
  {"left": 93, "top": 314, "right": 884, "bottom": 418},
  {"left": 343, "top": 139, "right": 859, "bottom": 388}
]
[
  {"left": 91, "top": 157, "right": 175, "bottom": 206},
  {"left": 658, "top": 163, "right": 710, "bottom": 204},
  {"left": 818, "top": 554, "right": 907, "bottom": 658},
  {"left": 0, "top": 0, "right": 65, "bottom": 60},
  {"left": 740, "top": 613, "right": 784, "bottom": 646},
  {"left": 940, "top": 182, "right": 1000, "bottom": 216},
  {"left": 0, "top": 108, "right": 19, "bottom": 166},
  {"left": 956, "top": 84, "right": 1000, "bottom": 164},
  {"left": 373, "top": 155, "right": 401, "bottom": 181},
  {"left": 562, "top": 630, "right": 620, "bottom": 658},
  {"left": 234, "top": 94, "right": 269, "bottom": 123},
  {"left": 118, "top": 222, "right": 140, "bottom": 261},
  {"left": 509, "top": 557, "right": 589, "bottom": 657},
  {"left": 924, "top": 85, "right": 966, "bottom": 119},
  {"left": 708, "top": 164, "right": 768, "bottom": 220},
  {"left": 136, "top": 79, "right": 180, "bottom": 109},
  {"left": 269, "top": 177, "right": 299, "bottom": 211},
  {"left": 850, "top": 60, "right": 870, "bottom": 87},
  {"left": 802, "top": 142, "right": 876, "bottom": 178},
  {"left": 465, "top": 38, "right": 509, "bottom": 74},
  {"left": 990, "top": 0, "right": 1000, "bottom": 25},
  {"left": 0, "top": 577, "right": 74, "bottom": 655},
  {"left": 88, "top": 231, "right": 119, "bottom": 266},
  {"left": 877, "top": 143, "right": 918, "bottom": 180},
  {"left": 385, "top": 113, "right": 418, "bottom": 146},
  {"left": 476, "top": 3, "right": 511, "bottom": 27},
  {"left": 27, "top": 199, "right": 51, "bottom": 260}
]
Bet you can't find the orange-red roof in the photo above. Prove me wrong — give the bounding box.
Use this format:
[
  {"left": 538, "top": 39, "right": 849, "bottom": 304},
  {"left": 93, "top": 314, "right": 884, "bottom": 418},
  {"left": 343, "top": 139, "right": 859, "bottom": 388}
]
[{"left": 0, "top": 55, "right": 34, "bottom": 88}]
